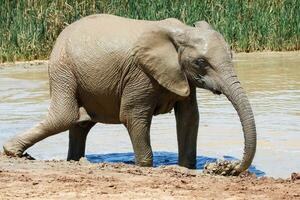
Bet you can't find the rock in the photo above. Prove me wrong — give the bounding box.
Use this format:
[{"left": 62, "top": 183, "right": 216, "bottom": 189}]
[
  {"left": 32, "top": 181, "right": 39, "bottom": 185},
  {"left": 79, "top": 157, "right": 90, "bottom": 164},
  {"left": 203, "top": 160, "right": 241, "bottom": 176}
]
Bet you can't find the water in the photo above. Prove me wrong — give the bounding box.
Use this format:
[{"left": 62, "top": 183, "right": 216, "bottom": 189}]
[
  {"left": 0, "top": 52, "right": 299, "bottom": 178},
  {"left": 86, "top": 152, "right": 265, "bottom": 176}
]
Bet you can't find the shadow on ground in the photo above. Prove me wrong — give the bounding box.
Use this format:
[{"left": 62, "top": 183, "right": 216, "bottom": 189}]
[{"left": 86, "top": 151, "right": 265, "bottom": 177}]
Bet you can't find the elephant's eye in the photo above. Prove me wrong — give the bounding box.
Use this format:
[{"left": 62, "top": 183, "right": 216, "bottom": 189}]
[{"left": 194, "top": 58, "right": 208, "bottom": 67}]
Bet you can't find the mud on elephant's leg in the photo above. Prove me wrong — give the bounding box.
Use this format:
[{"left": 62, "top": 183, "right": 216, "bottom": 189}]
[{"left": 174, "top": 86, "right": 199, "bottom": 169}]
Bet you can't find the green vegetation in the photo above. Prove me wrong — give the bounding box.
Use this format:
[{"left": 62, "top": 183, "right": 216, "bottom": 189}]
[{"left": 0, "top": 0, "right": 299, "bottom": 62}]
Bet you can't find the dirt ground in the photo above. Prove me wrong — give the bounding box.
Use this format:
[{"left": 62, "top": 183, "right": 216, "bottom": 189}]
[{"left": 0, "top": 154, "right": 299, "bottom": 200}]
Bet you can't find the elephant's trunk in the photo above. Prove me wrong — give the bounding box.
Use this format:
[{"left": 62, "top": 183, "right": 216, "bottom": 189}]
[{"left": 220, "top": 72, "right": 257, "bottom": 173}]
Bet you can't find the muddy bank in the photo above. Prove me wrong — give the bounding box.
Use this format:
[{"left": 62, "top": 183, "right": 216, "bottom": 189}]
[{"left": 0, "top": 155, "right": 299, "bottom": 200}]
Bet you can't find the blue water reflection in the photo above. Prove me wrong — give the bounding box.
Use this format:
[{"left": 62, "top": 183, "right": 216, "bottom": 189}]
[{"left": 86, "top": 151, "right": 265, "bottom": 177}]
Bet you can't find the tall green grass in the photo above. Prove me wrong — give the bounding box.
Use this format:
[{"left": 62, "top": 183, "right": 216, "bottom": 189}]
[{"left": 0, "top": 0, "right": 299, "bottom": 62}]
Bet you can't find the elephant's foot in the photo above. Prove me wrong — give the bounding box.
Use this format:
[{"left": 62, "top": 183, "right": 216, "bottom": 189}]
[
  {"left": 3, "top": 137, "right": 26, "bottom": 157},
  {"left": 136, "top": 159, "right": 153, "bottom": 167},
  {"left": 178, "top": 161, "right": 196, "bottom": 169},
  {"left": 203, "top": 160, "right": 241, "bottom": 176},
  {"left": 21, "top": 153, "right": 35, "bottom": 160}
]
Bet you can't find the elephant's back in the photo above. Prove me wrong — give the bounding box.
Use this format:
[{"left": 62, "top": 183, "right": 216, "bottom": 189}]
[
  {"left": 53, "top": 14, "right": 186, "bottom": 68},
  {"left": 62, "top": 14, "right": 186, "bottom": 57},
  {"left": 58, "top": 14, "right": 154, "bottom": 80},
  {"left": 65, "top": 14, "right": 153, "bottom": 55},
  {"left": 74, "top": 14, "right": 151, "bottom": 34}
]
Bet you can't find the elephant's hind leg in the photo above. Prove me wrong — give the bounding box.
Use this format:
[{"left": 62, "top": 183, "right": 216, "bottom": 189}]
[
  {"left": 3, "top": 66, "right": 79, "bottom": 157},
  {"left": 67, "top": 120, "right": 95, "bottom": 161}
]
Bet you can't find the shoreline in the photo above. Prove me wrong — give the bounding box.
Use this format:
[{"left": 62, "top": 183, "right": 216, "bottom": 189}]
[
  {"left": 0, "top": 51, "right": 299, "bottom": 68},
  {"left": 0, "top": 154, "right": 299, "bottom": 199}
]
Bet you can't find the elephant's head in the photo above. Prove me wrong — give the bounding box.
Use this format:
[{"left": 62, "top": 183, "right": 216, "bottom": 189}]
[{"left": 133, "top": 21, "right": 256, "bottom": 174}]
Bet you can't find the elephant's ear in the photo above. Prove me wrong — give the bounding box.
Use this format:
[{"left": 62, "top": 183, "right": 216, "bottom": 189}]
[{"left": 133, "top": 30, "right": 190, "bottom": 97}]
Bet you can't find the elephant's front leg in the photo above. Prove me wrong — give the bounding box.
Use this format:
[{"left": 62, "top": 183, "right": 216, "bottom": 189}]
[
  {"left": 125, "top": 117, "right": 153, "bottom": 167},
  {"left": 120, "top": 79, "right": 155, "bottom": 167},
  {"left": 174, "top": 86, "right": 199, "bottom": 169}
]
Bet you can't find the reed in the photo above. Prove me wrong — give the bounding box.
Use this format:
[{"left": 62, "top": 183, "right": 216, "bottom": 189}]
[{"left": 0, "top": 0, "right": 299, "bottom": 62}]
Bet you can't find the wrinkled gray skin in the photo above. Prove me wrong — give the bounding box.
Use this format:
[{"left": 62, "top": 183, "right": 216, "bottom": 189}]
[{"left": 3, "top": 14, "right": 256, "bottom": 173}]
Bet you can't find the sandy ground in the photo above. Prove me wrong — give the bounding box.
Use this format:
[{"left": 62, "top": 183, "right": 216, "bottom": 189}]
[{"left": 0, "top": 154, "right": 299, "bottom": 200}]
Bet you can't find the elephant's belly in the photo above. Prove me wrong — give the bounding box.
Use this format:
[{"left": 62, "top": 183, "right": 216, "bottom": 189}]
[
  {"left": 90, "top": 113, "right": 121, "bottom": 124},
  {"left": 78, "top": 91, "right": 121, "bottom": 124}
]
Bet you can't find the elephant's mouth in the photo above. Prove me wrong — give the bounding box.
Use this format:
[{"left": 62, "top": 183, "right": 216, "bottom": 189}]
[{"left": 194, "top": 75, "right": 222, "bottom": 95}]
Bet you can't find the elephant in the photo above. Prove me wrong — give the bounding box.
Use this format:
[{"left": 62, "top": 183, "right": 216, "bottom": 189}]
[{"left": 3, "top": 14, "right": 256, "bottom": 174}]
